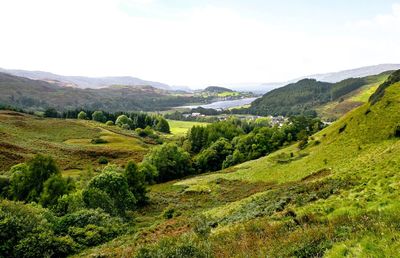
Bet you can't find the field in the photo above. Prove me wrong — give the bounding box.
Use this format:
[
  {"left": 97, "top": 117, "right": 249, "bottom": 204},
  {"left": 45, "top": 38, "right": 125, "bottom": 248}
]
[
  {"left": 0, "top": 111, "right": 151, "bottom": 174},
  {"left": 167, "top": 119, "right": 208, "bottom": 136},
  {"left": 77, "top": 81, "right": 400, "bottom": 257}
]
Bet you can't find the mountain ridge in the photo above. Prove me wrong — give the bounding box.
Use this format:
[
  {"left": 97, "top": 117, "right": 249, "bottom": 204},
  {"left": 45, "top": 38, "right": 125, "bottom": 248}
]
[{"left": 0, "top": 68, "right": 172, "bottom": 90}]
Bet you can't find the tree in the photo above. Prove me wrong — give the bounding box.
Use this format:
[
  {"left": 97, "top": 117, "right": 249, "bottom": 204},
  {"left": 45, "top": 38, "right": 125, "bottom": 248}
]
[
  {"left": 115, "top": 115, "right": 130, "bottom": 127},
  {"left": 92, "top": 111, "right": 106, "bottom": 123},
  {"left": 194, "top": 138, "right": 233, "bottom": 172},
  {"left": 124, "top": 161, "right": 148, "bottom": 206},
  {"left": 144, "top": 143, "right": 193, "bottom": 182},
  {"left": 40, "top": 175, "right": 74, "bottom": 208},
  {"left": 155, "top": 117, "right": 170, "bottom": 133},
  {"left": 44, "top": 108, "right": 59, "bottom": 118},
  {"left": 9, "top": 155, "right": 60, "bottom": 202},
  {"left": 77, "top": 111, "right": 87, "bottom": 120},
  {"left": 83, "top": 168, "right": 136, "bottom": 215}
]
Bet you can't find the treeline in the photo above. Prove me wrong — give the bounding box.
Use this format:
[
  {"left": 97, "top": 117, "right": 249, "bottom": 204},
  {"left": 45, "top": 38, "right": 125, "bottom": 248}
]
[
  {"left": 0, "top": 155, "right": 150, "bottom": 257},
  {"left": 45, "top": 108, "right": 170, "bottom": 133},
  {"left": 184, "top": 116, "right": 324, "bottom": 172},
  {"left": 248, "top": 72, "right": 392, "bottom": 116},
  {"left": 138, "top": 115, "right": 325, "bottom": 183}
]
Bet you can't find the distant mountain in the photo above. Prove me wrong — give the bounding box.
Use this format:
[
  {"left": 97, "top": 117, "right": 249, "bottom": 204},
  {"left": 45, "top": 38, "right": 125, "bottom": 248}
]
[
  {"left": 0, "top": 72, "right": 200, "bottom": 112},
  {"left": 0, "top": 68, "right": 172, "bottom": 90},
  {"left": 250, "top": 64, "right": 400, "bottom": 93},
  {"left": 301, "top": 64, "right": 400, "bottom": 83}
]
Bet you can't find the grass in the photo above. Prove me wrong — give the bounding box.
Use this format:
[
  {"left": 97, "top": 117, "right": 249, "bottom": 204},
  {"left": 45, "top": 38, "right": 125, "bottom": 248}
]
[
  {"left": 167, "top": 119, "right": 208, "bottom": 136},
  {"left": 78, "top": 80, "right": 400, "bottom": 257},
  {"left": 316, "top": 72, "right": 389, "bottom": 120},
  {"left": 0, "top": 111, "right": 151, "bottom": 173}
]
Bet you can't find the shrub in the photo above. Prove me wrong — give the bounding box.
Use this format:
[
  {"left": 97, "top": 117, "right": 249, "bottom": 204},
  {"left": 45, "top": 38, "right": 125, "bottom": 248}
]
[
  {"left": 163, "top": 207, "right": 175, "bottom": 219},
  {"left": 98, "top": 156, "right": 109, "bottom": 164},
  {"left": 54, "top": 209, "right": 124, "bottom": 247},
  {"left": 92, "top": 111, "right": 106, "bottom": 123},
  {"left": 9, "top": 155, "right": 60, "bottom": 203},
  {"left": 125, "top": 161, "right": 148, "bottom": 206},
  {"left": 53, "top": 191, "right": 85, "bottom": 216},
  {"left": 195, "top": 138, "right": 233, "bottom": 172},
  {"left": 91, "top": 137, "right": 108, "bottom": 144},
  {"left": 143, "top": 143, "right": 193, "bottom": 183},
  {"left": 105, "top": 120, "right": 114, "bottom": 126},
  {"left": 155, "top": 117, "right": 170, "bottom": 133},
  {"left": 77, "top": 111, "right": 87, "bottom": 120},
  {"left": 0, "top": 175, "right": 10, "bottom": 198},
  {"left": 121, "top": 124, "right": 131, "bottom": 130},
  {"left": 138, "top": 162, "right": 158, "bottom": 185},
  {"left": 39, "top": 175, "right": 74, "bottom": 208},
  {"left": 83, "top": 169, "right": 136, "bottom": 216},
  {"left": 116, "top": 115, "right": 130, "bottom": 127},
  {"left": 0, "top": 199, "right": 76, "bottom": 258},
  {"left": 193, "top": 215, "right": 211, "bottom": 239}
]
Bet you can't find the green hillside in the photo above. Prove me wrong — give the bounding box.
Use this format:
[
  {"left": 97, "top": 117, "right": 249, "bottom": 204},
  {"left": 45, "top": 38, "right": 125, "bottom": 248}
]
[
  {"left": 249, "top": 71, "right": 392, "bottom": 118},
  {"left": 203, "top": 86, "right": 233, "bottom": 93},
  {"left": 0, "top": 110, "right": 151, "bottom": 173},
  {"left": 0, "top": 73, "right": 199, "bottom": 112},
  {"left": 78, "top": 71, "right": 400, "bottom": 257}
]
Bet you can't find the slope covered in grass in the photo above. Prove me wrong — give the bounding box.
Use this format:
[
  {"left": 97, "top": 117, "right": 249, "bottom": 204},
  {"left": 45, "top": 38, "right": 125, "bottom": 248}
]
[
  {"left": 0, "top": 111, "right": 150, "bottom": 173},
  {"left": 78, "top": 71, "right": 400, "bottom": 257},
  {"left": 250, "top": 71, "right": 392, "bottom": 119}
]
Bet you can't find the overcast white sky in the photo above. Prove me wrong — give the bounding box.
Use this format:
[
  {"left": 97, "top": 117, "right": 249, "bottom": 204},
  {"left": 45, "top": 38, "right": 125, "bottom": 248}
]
[{"left": 0, "top": 0, "right": 399, "bottom": 87}]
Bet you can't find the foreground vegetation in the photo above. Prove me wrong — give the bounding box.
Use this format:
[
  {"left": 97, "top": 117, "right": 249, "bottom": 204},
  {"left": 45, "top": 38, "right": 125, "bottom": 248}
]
[{"left": 1, "top": 70, "right": 400, "bottom": 257}]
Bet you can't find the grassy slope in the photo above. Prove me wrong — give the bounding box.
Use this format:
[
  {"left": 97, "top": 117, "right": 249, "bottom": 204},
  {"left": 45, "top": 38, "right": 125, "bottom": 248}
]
[
  {"left": 316, "top": 72, "right": 389, "bottom": 120},
  {"left": 79, "top": 79, "right": 400, "bottom": 257},
  {"left": 0, "top": 111, "right": 150, "bottom": 174}
]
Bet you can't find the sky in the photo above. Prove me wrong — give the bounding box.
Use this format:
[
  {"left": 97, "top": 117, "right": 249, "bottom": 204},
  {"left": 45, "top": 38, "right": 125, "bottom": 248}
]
[{"left": 0, "top": 0, "right": 399, "bottom": 88}]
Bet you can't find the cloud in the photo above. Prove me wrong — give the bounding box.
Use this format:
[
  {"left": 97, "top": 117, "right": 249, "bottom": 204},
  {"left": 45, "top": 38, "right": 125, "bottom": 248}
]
[{"left": 350, "top": 3, "right": 400, "bottom": 31}]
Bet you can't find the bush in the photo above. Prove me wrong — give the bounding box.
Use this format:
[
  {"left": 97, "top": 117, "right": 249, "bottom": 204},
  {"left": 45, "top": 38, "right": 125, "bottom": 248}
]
[
  {"left": 116, "top": 115, "right": 131, "bottom": 127},
  {"left": 83, "top": 168, "right": 136, "bottom": 216},
  {"left": 121, "top": 124, "right": 131, "bottom": 130},
  {"left": 9, "top": 155, "right": 60, "bottom": 203},
  {"left": 77, "top": 111, "right": 87, "bottom": 120},
  {"left": 0, "top": 175, "right": 10, "bottom": 198},
  {"left": 0, "top": 199, "right": 76, "bottom": 258},
  {"left": 155, "top": 117, "right": 170, "bottom": 133},
  {"left": 194, "top": 138, "right": 233, "bottom": 172},
  {"left": 39, "top": 175, "right": 74, "bottom": 208},
  {"left": 53, "top": 191, "right": 85, "bottom": 216},
  {"left": 91, "top": 137, "right": 108, "bottom": 144},
  {"left": 92, "top": 111, "right": 106, "bottom": 123},
  {"left": 105, "top": 120, "right": 114, "bottom": 126},
  {"left": 143, "top": 143, "right": 193, "bottom": 183},
  {"left": 125, "top": 161, "right": 148, "bottom": 206},
  {"left": 98, "top": 156, "right": 109, "bottom": 164},
  {"left": 54, "top": 209, "right": 123, "bottom": 247}
]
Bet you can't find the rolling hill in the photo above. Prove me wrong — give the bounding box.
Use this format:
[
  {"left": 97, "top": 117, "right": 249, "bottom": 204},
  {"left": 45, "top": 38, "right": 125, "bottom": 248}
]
[
  {"left": 249, "top": 71, "right": 392, "bottom": 118},
  {"left": 0, "top": 110, "right": 153, "bottom": 174},
  {"left": 0, "top": 73, "right": 200, "bottom": 112},
  {"left": 74, "top": 70, "right": 400, "bottom": 257}
]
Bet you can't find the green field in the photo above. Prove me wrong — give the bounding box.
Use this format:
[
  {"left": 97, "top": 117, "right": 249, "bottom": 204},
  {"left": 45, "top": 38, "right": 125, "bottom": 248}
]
[{"left": 167, "top": 119, "right": 208, "bottom": 136}]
